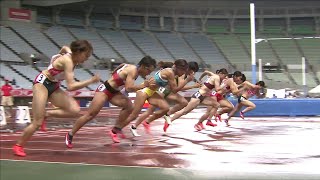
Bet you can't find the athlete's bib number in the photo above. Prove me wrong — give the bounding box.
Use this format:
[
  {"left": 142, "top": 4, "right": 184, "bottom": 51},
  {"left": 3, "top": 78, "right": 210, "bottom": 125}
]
[
  {"left": 194, "top": 91, "right": 201, "bottom": 98},
  {"left": 36, "top": 74, "right": 46, "bottom": 83},
  {"left": 158, "top": 87, "right": 166, "bottom": 93},
  {"left": 97, "top": 84, "right": 106, "bottom": 92}
]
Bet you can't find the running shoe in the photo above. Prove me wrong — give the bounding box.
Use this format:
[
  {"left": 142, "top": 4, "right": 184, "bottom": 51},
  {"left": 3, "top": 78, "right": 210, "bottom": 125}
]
[
  {"left": 40, "top": 120, "right": 47, "bottom": 132},
  {"left": 130, "top": 125, "right": 141, "bottom": 137},
  {"left": 65, "top": 132, "right": 73, "bottom": 148},
  {"left": 163, "top": 115, "right": 172, "bottom": 125},
  {"left": 109, "top": 130, "right": 120, "bottom": 143},
  {"left": 13, "top": 144, "right": 26, "bottom": 157},
  {"left": 206, "top": 120, "right": 217, "bottom": 127},
  {"left": 240, "top": 111, "right": 244, "bottom": 119},
  {"left": 163, "top": 121, "right": 170, "bottom": 132},
  {"left": 142, "top": 121, "right": 151, "bottom": 134}
]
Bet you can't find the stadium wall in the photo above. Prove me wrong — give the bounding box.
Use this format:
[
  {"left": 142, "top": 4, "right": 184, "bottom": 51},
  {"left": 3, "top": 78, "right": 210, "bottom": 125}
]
[{"left": 229, "top": 99, "right": 320, "bottom": 117}]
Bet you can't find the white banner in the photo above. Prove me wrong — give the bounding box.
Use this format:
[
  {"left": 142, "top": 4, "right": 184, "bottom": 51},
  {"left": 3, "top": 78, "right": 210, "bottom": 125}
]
[
  {"left": 15, "top": 106, "right": 31, "bottom": 124},
  {"left": 0, "top": 106, "right": 7, "bottom": 126}
]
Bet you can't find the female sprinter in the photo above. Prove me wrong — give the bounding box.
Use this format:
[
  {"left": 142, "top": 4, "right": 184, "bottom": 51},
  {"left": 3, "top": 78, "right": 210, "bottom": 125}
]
[
  {"left": 112, "top": 59, "right": 193, "bottom": 142},
  {"left": 225, "top": 80, "right": 266, "bottom": 122},
  {"left": 65, "top": 56, "right": 157, "bottom": 147},
  {"left": 13, "top": 40, "right": 100, "bottom": 156},
  {"left": 164, "top": 68, "right": 230, "bottom": 132},
  {"left": 204, "top": 71, "right": 245, "bottom": 127},
  {"left": 130, "top": 61, "right": 200, "bottom": 136}
]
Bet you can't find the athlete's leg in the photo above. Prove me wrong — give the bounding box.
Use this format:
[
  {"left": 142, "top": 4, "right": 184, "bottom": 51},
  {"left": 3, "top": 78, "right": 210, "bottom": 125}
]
[
  {"left": 47, "top": 89, "right": 81, "bottom": 118},
  {"left": 198, "top": 97, "right": 220, "bottom": 124},
  {"left": 120, "top": 91, "right": 149, "bottom": 129},
  {"left": 134, "top": 105, "right": 156, "bottom": 128},
  {"left": 166, "top": 93, "right": 188, "bottom": 115},
  {"left": 145, "top": 93, "right": 170, "bottom": 124},
  {"left": 110, "top": 93, "right": 133, "bottom": 129},
  {"left": 240, "top": 100, "right": 256, "bottom": 113},
  {"left": 226, "top": 103, "right": 243, "bottom": 121},
  {"left": 70, "top": 92, "right": 108, "bottom": 136},
  {"left": 170, "top": 98, "right": 200, "bottom": 122},
  {"left": 16, "top": 84, "right": 48, "bottom": 146}
]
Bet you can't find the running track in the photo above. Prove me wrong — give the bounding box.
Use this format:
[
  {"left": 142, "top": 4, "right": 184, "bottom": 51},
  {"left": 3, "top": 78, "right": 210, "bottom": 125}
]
[{"left": 1, "top": 112, "right": 320, "bottom": 179}]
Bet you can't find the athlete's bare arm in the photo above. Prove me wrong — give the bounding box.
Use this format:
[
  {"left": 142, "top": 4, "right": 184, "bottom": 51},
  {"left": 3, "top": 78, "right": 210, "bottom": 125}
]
[
  {"left": 63, "top": 57, "right": 100, "bottom": 91},
  {"left": 125, "top": 66, "right": 147, "bottom": 92},
  {"left": 165, "top": 70, "right": 193, "bottom": 93}
]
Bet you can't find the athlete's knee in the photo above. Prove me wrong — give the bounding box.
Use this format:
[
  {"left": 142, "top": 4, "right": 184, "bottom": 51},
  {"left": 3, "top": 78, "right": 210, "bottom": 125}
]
[{"left": 250, "top": 104, "right": 256, "bottom": 109}]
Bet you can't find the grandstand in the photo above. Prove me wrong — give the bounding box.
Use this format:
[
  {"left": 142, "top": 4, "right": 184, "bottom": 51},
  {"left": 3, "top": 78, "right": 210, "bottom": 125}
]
[{"left": 0, "top": 0, "right": 319, "bottom": 91}]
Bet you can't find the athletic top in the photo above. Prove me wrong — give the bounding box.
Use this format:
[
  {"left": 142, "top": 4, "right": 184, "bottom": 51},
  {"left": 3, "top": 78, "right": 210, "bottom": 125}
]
[
  {"left": 203, "top": 77, "right": 215, "bottom": 90},
  {"left": 247, "top": 89, "right": 256, "bottom": 96},
  {"left": 112, "top": 64, "right": 128, "bottom": 87},
  {"left": 47, "top": 53, "right": 72, "bottom": 82},
  {"left": 154, "top": 69, "right": 168, "bottom": 87}
]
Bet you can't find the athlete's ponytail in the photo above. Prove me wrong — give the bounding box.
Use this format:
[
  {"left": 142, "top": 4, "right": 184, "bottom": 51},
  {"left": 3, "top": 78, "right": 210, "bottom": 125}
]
[{"left": 158, "top": 61, "right": 174, "bottom": 69}]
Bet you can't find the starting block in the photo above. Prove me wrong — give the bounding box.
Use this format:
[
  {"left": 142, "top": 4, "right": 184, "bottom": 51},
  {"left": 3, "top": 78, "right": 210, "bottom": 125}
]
[
  {"left": 0, "top": 106, "right": 6, "bottom": 126},
  {"left": 15, "top": 106, "right": 31, "bottom": 124}
]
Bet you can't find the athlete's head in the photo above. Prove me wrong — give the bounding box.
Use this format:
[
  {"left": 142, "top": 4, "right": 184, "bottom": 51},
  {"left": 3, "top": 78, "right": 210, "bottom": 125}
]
[
  {"left": 70, "top": 40, "right": 93, "bottom": 64},
  {"left": 137, "top": 56, "right": 157, "bottom": 78},
  {"left": 232, "top": 71, "right": 243, "bottom": 84},
  {"left": 157, "top": 61, "right": 174, "bottom": 69},
  {"left": 216, "top": 68, "right": 229, "bottom": 80},
  {"left": 256, "top": 81, "right": 265, "bottom": 88},
  {"left": 238, "top": 73, "right": 246, "bottom": 84},
  {"left": 256, "top": 81, "right": 266, "bottom": 95},
  {"left": 187, "top": 61, "right": 199, "bottom": 74},
  {"left": 173, "top": 59, "right": 188, "bottom": 77}
]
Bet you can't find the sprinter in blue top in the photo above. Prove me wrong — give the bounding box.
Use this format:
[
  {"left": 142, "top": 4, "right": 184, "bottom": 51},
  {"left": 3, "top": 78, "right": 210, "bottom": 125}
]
[{"left": 110, "top": 59, "right": 193, "bottom": 142}]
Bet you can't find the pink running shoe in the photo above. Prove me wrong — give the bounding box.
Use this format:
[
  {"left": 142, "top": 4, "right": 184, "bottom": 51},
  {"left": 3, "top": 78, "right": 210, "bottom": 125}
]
[
  {"left": 40, "top": 120, "right": 47, "bottom": 132},
  {"left": 109, "top": 130, "right": 120, "bottom": 143},
  {"left": 240, "top": 111, "right": 244, "bottom": 119},
  {"left": 142, "top": 121, "right": 151, "bottom": 134},
  {"left": 13, "top": 144, "right": 26, "bottom": 157},
  {"left": 163, "top": 121, "right": 170, "bottom": 132},
  {"left": 206, "top": 120, "right": 217, "bottom": 127}
]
